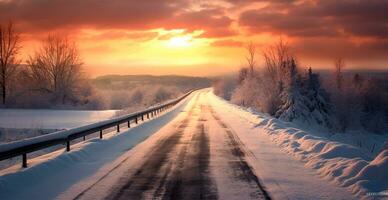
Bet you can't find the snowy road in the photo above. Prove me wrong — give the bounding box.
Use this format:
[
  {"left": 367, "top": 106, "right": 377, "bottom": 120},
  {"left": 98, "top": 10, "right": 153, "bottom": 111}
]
[
  {"left": 0, "top": 89, "right": 355, "bottom": 200},
  {"left": 71, "top": 92, "right": 270, "bottom": 200}
]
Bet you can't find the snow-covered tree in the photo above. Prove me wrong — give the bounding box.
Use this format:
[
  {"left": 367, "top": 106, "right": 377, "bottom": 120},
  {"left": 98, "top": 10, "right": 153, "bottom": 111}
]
[
  {"left": 304, "top": 67, "right": 333, "bottom": 128},
  {"left": 275, "top": 59, "right": 311, "bottom": 123},
  {"left": 27, "top": 34, "right": 83, "bottom": 105},
  {"left": 213, "top": 77, "right": 236, "bottom": 100},
  {"left": 360, "top": 79, "right": 387, "bottom": 133},
  {"left": 237, "top": 67, "right": 248, "bottom": 84}
]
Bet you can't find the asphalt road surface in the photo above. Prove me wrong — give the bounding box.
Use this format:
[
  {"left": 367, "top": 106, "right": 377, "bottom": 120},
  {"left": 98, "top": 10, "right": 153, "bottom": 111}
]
[{"left": 73, "top": 92, "right": 271, "bottom": 200}]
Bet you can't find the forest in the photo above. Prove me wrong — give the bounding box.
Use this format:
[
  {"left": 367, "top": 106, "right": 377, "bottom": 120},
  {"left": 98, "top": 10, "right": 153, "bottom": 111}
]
[{"left": 214, "top": 40, "right": 388, "bottom": 133}]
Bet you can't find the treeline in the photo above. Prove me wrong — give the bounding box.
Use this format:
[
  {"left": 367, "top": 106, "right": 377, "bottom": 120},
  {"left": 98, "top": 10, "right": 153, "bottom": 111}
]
[
  {"left": 0, "top": 22, "right": 198, "bottom": 110},
  {"left": 0, "top": 21, "right": 95, "bottom": 108},
  {"left": 93, "top": 75, "right": 211, "bottom": 91},
  {"left": 214, "top": 40, "right": 388, "bottom": 133},
  {"left": 93, "top": 85, "right": 184, "bottom": 111}
]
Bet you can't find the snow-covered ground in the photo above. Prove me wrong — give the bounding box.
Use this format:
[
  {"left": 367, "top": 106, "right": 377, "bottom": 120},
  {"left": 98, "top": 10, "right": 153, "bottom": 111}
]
[
  {"left": 0, "top": 91, "right": 193, "bottom": 200},
  {"left": 0, "top": 109, "right": 118, "bottom": 129},
  {"left": 0, "top": 89, "right": 385, "bottom": 200},
  {"left": 209, "top": 90, "right": 388, "bottom": 199}
]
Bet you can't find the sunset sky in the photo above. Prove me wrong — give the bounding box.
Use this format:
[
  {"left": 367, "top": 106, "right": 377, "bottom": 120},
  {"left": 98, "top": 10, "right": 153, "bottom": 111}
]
[{"left": 0, "top": 0, "right": 387, "bottom": 77}]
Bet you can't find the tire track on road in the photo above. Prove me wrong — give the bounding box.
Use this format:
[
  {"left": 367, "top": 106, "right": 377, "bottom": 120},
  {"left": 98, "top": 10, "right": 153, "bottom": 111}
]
[
  {"left": 73, "top": 93, "right": 200, "bottom": 200},
  {"left": 208, "top": 106, "right": 272, "bottom": 200},
  {"left": 103, "top": 94, "right": 217, "bottom": 200},
  {"left": 105, "top": 99, "right": 201, "bottom": 200},
  {"left": 161, "top": 122, "right": 218, "bottom": 200}
]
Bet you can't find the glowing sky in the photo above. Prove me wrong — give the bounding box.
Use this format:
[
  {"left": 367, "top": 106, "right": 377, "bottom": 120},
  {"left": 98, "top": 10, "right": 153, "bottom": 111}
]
[{"left": 0, "top": 0, "right": 387, "bottom": 76}]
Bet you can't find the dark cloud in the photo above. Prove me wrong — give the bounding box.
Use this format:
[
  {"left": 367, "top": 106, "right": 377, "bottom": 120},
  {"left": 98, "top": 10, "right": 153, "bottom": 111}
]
[
  {"left": 0, "top": 0, "right": 386, "bottom": 67},
  {"left": 165, "top": 8, "right": 236, "bottom": 38},
  {"left": 0, "top": 0, "right": 187, "bottom": 31},
  {"left": 225, "top": 0, "right": 296, "bottom": 6},
  {"left": 6, "top": 0, "right": 386, "bottom": 39},
  {"left": 238, "top": 0, "right": 388, "bottom": 38},
  {"left": 239, "top": 9, "right": 339, "bottom": 37},
  {"left": 292, "top": 38, "right": 388, "bottom": 62},
  {"left": 0, "top": 0, "right": 235, "bottom": 38}
]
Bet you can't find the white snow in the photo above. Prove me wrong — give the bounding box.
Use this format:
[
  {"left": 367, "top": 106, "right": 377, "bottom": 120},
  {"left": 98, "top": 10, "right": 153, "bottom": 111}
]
[
  {"left": 208, "top": 90, "right": 387, "bottom": 199},
  {"left": 0, "top": 109, "right": 118, "bottom": 129},
  {"left": 0, "top": 92, "right": 195, "bottom": 200},
  {"left": 0, "top": 89, "right": 386, "bottom": 200}
]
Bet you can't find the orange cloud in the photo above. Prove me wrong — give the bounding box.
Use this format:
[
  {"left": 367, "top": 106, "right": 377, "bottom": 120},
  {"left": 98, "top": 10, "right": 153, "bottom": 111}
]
[
  {"left": 211, "top": 39, "right": 244, "bottom": 47},
  {"left": 0, "top": 0, "right": 387, "bottom": 76}
]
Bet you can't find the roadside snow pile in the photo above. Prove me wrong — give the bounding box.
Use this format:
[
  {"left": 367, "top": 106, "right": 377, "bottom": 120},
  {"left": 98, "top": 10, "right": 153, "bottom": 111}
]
[
  {"left": 263, "top": 121, "right": 387, "bottom": 197},
  {"left": 0, "top": 109, "right": 118, "bottom": 129},
  {"left": 209, "top": 91, "right": 388, "bottom": 198},
  {"left": 343, "top": 150, "right": 388, "bottom": 195},
  {"left": 0, "top": 128, "right": 59, "bottom": 144},
  {"left": 0, "top": 92, "right": 193, "bottom": 200}
]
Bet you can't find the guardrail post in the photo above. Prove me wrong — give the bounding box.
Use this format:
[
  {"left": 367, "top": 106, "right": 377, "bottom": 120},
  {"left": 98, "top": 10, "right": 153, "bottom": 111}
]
[
  {"left": 0, "top": 91, "right": 193, "bottom": 167},
  {"left": 22, "top": 153, "right": 27, "bottom": 168},
  {"left": 66, "top": 140, "right": 70, "bottom": 152}
]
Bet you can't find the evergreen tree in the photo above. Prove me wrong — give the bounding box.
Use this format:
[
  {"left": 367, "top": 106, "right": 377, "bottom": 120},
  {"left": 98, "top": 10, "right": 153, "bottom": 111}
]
[
  {"left": 305, "top": 67, "right": 333, "bottom": 128},
  {"left": 275, "top": 59, "right": 311, "bottom": 122}
]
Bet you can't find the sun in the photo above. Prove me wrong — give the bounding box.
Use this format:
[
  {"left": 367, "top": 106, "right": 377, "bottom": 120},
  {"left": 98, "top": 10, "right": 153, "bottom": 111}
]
[{"left": 167, "top": 36, "right": 192, "bottom": 48}]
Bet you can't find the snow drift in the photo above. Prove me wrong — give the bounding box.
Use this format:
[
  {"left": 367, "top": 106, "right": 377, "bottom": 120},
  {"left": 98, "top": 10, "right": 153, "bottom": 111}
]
[{"left": 210, "top": 90, "right": 388, "bottom": 199}]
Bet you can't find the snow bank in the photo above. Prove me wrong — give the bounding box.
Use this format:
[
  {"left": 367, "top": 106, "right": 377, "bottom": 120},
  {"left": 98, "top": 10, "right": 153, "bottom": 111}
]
[
  {"left": 0, "top": 109, "right": 118, "bottom": 129},
  {"left": 0, "top": 92, "right": 195, "bottom": 200},
  {"left": 0, "top": 91, "right": 192, "bottom": 153},
  {"left": 209, "top": 90, "right": 388, "bottom": 199}
]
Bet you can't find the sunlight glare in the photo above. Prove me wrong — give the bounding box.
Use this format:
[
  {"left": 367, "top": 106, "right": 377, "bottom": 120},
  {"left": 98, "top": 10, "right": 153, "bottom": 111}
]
[{"left": 167, "top": 36, "right": 192, "bottom": 48}]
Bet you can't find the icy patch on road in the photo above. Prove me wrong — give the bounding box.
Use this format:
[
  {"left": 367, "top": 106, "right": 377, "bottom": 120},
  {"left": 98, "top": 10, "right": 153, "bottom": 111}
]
[{"left": 209, "top": 90, "right": 388, "bottom": 199}]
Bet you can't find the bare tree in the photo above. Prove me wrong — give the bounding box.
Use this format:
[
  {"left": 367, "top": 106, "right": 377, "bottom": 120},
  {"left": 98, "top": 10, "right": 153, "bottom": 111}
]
[
  {"left": 334, "top": 58, "right": 345, "bottom": 90},
  {"left": 246, "top": 42, "right": 256, "bottom": 75},
  {"left": 0, "top": 21, "right": 20, "bottom": 105},
  {"left": 262, "top": 38, "right": 290, "bottom": 83},
  {"left": 27, "top": 34, "right": 83, "bottom": 104}
]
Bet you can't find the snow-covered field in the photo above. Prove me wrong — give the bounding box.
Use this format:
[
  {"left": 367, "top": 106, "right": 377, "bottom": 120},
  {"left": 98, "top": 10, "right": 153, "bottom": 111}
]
[
  {"left": 0, "top": 109, "right": 118, "bottom": 129},
  {"left": 0, "top": 92, "right": 192, "bottom": 200},
  {"left": 0, "top": 109, "right": 118, "bottom": 168}
]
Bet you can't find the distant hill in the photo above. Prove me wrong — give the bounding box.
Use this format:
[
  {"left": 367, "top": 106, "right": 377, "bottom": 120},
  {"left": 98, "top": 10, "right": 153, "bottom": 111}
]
[{"left": 92, "top": 74, "right": 212, "bottom": 90}]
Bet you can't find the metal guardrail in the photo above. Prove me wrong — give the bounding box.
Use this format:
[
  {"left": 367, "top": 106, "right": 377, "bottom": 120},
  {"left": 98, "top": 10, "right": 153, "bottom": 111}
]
[{"left": 0, "top": 90, "right": 194, "bottom": 168}]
